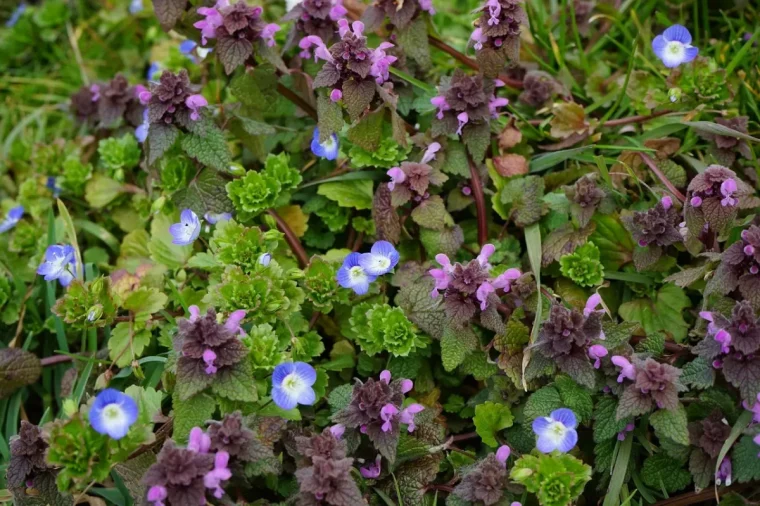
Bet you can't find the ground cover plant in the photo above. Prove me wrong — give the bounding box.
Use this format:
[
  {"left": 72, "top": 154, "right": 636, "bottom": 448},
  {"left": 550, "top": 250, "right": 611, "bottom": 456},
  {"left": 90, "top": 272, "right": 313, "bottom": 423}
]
[{"left": 2, "top": 0, "right": 760, "bottom": 505}]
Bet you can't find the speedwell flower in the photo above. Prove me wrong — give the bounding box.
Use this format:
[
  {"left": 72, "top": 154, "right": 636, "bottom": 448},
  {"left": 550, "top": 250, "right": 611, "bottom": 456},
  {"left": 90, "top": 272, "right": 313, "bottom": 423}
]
[
  {"left": 532, "top": 408, "right": 578, "bottom": 453},
  {"left": 652, "top": 24, "right": 699, "bottom": 68},
  {"left": 359, "top": 241, "right": 400, "bottom": 276},
  {"left": 271, "top": 361, "right": 317, "bottom": 410},
  {"left": 169, "top": 209, "right": 201, "bottom": 246},
  {"left": 311, "top": 127, "right": 339, "bottom": 160},
  {"left": 0, "top": 205, "right": 23, "bottom": 233},
  {"left": 337, "top": 252, "right": 376, "bottom": 295},
  {"left": 37, "top": 244, "right": 77, "bottom": 287},
  {"left": 89, "top": 388, "right": 139, "bottom": 440}
]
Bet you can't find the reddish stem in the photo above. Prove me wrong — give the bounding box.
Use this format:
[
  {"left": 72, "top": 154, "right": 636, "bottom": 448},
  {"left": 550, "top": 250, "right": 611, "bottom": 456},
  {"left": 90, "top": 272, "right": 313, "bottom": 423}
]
[
  {"left": 467, "top": 155, "right": 489, "bottom": 247},
  {"left": 427, "top": 36, "right": 523, "bottom": 89},
  {"left": 40, "top": 355, "right": 74, "bottom": 367},
  {"left": 276, "top": 82, "right": 318, "bottom": 121},
  {"left": 640, "top": 152, "right": 687, "bottom": 203},
  {"left": 450, "top": 431, "right": 478, "bottom": 442},
  {"left": 267, "top": 210, "right": 310, "bottom": 268}
]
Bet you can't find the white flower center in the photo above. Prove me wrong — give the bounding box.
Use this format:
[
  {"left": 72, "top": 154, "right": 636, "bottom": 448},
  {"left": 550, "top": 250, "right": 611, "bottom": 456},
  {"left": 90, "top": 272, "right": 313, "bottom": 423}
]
[
  {"left": 104, "top": 404, "right": 124, "bottom": 421},
  {"left": 321, "top": 138, "right": 336, "bottom": 150},
  {"left": 349, "top": 266, "right": 365, "bottom": 280},
  {"left": 545, "top": 420, "right": 568, "bottom": 445},
  {"left": 666, "top": 41, "right": 685, "bottom": 56},
  {"left": 282, "top": 372, "right": 305, "bottom": 394},
  {"left": 373, "top": 257, "right": 391, "bottom": 270}
]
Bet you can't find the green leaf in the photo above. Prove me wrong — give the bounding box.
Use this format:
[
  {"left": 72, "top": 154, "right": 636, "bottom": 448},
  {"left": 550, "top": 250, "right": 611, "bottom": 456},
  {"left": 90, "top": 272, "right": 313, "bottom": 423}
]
[
  {"left": 210, "top": 361, "right": 258, "bottom": 402},
  {"left": 650, "top": 403, "right": 689, "bottom": 446},
  {"left": 733, "top": 432, "right": 760, "bottom": 483},
  {"left": 593, "top": 396, "right": 630, "bottom": 442},
  {"left": 234, "top": 115, "right": 276, "bottom": 135},
  {"left": 619, "top": 283, "right": 691, "bottom": 342},
  {"left": 500, "top": 175, "right": 544, "bottom": 227},
  {"left": 0, "top": 348, "right": 42, "bottom": 398},
  {"left": 317, "top": 93, "right": 344, "bottom": 139},
  {"left": 395, "top": 279, "right": 446, "bottom": 339},
  {"left": 440, "top": 326, "right": 477, "bottom": 371},
  {"left": 462, "top": 121, "right": 491, "bottom": 161},
  {"left": 84, "top": 175, "right": 126, "bottom": 209},
  {"left": 327, "top": 384, "right": 354, "bottom": 414},
  {"left": 523, "top": 385, "right": 563, "bottom": 421},
  {"left": 181, "top": 123, "right": 231, "bottom": 171},
  {"left": 685, "top": 121, "right": 760, "bottom": 143},
  {"left": 229, "top": 66, "right": 278, "bottom": 112},
  {"left": 172, "top": 392, "right": 216, "bottom": 444},
  {"left": 641, "top": 453, "right": 691, "bottom": 494},
  {"left": 474, "top": 401, "right": 514, "bottom": 447},
  {"left": 410, "top": 195, "right": 452, "bottom": 230},
  {"left": 347, "top": 108, "right": 384, "bottom": 151},
  {"left": 172, "top": 169, "right": 234, "bottom": 217},
  {"left": 680, "top": 357, "right": 715, "bottom": 390},
  {"left": 123, "top": 287, "right": 167, "bottom": 318},
  {"left": 602, "top": 435, "right": 632, "bottom": 506},
  {"left": 530, "top": 146, "right": 594, "bottom": 172},
  {"left": 317, "top": 180, "right": 373, "bottom": 209},
  {"left": 148, "top": 212, "right": 192, "bottom": 270},
  {"left": 108, "top": 322, "right": 151, "bottom": 368},
  {"left": 590, "top": 214, "right": 634, "bottom": 270},
  {"left": 342, "top": 78, "right": 376, "bottom": 121},
  {"left": 124, "top": 386, "right": 163, "bottom": 425},
  {"left": 441, "top": 141, "right": 470, "bottom": 177},
  {"left": 555, "top": 375, "right": 593, "bottom": 423},
  {"left": 146, "top": 123, "right": 179, "bottom": 166}
]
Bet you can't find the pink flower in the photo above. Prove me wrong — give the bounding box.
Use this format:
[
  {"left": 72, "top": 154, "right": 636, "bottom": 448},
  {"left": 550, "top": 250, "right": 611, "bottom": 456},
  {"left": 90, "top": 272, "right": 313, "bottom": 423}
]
[
  {"left": 399, "top": 403, "right": 424, "bottom": 432},
  {"left": 690, "top": 195, "right": 703, "bottom": 207},
  {"left": 456, "top": 112, "right": 469, "bottom": 135},
  {"left": 202, "top": 349, "right": 217, "bottom": 375},
  {"left": 370, "top": 42, "right": 397, "bottom": 84},
  {"left": 495, "top": 445, "right": 511, "bottom": 466},
  {"left": 261, "top": 23, "right": 281, "bottom": 47},
  {"left": 380, "top": 370, "right": 392, "bottom": 383},
  {"left": 185, "top": 94, "right": 208, "bottom": 121},
  {"left": 430, "top": 95, "right": 450, "bottom": 119},
  {"left": 203, "top": 451, "right": 232, "bottom": 498},
  {"left": 194, "top": 7, "right": 223, "bottom": 45},
  {"left": 380, "top": 404, "right": 399, "bottom": 432},
  {"left": 188, "top": 305, "right": 201, "bottom": 322},
  {"left": 224, "top": 309, "right": 246, "bottom": 336},
  {"left": 188, "top": 427, "right": 211, "bottom": 453},
  {"left": 489, "top": 96, "right": 509, "bottom": 118},
  {"left": 329, "top": 0, "right": 347, "bottom": 20},
  {"left": 400, "top": 379, "right": 414, "bottom": 393},
  {"left": 661, "top": 196, "right": 673, "bottom": 210},
  {"left": 477, "top": 243, "right": 495, "bottom": 267},
  {"left": 753, "top": 433, "right": 760, "bottom": 456},
  {"left": 476, "top": 282, "right": 495, "bottom": 310},
  {"left": 147, "top": 485, "right": 167, "bottom": 506},
  {"left": 299, "top": 36, "right": 333, "bottom": 63},
  {"left": 90, "top": 84, "right": 101, "bottom": 102},
  {"left": 330, "top": 88, "right": 343, "bottom": 102},
  {"left": 588, "top": 345, "right": 608, "bottom": 369},
  {"left": 338, "top": 19, "right": 364, "bottom": 38},
  {"left": 429, "top": 254, "right": 455, "bottom": 297},
  {"left": 387, "top": 167, "right": 406, "bottom": 191},
  {"left": 492, "top": 268, "right": 521, "bottom": 292},
  {"left": 714, "top": 329, "right": 732, "bottom": 354},
  {"left": 421, "top": 142, "right": 441, "bottom": 164},
  {"left": 486, "top": 0, "right": 501, "bottom": 25},
  {"left": 360, "top": 455, "right": 382, "bottom": 478},
  {"left": 470, "top": 27, "right": 487, "bottom": 50},
  {"left": 330, "top": 424, "right": 345, "bottom": 439},
  {"left": 745, "top": 244, "right": 755, "bottom": 256},
  {"left": 720, "top": 178, "right": 737, "bottom": 207},
  {"left": 584, "top": 293, "right": 603, "bottom": 317},
  {"left": 611, "top": 355, "right": 636, "bottom": 383},
  {"left": 699, "top": 311, "right": 718, "bottom": 335},
  {"left": 419, "top": 0, "right": 436, "bottom": 14}
]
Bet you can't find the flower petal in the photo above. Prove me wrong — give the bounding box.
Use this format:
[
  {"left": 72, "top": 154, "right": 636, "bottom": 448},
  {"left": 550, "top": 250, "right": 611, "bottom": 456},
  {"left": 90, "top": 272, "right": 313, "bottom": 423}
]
[
  {"left": 682, "top": 45, "right": 699, "bottom": 63},
  {"left": 271, "top": 385, "right": 298, "bottom": 410},
  {"left": 536, "top": 434, "right": 557, "bottom": 453},
  {"left": 663, "top": 24, "right": 692, "bottom": 44},
  {"left": 532, "top": 416, "right": 552, "bottom": 436},
  {"left": 557, "top": 428, "right": 578, "bottom": 453},
  {"left": 272, "top": 362, "right": 295, "bottom": 386},
  {"left": 551, "top": 408, "right": 578, "bottom": 429},
  {"left": 293, "top": 362, "right": 317, "bottom": 385}
]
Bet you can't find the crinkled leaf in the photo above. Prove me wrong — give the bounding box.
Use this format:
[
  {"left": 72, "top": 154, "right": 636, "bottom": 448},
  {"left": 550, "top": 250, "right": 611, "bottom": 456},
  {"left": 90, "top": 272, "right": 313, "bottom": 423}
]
[
  {"left": 181, "top": 123, "right": 231, "bottom": 172},
  {"left": 680, "top": 357, "right": 715, "bottom": 390},
  {"left": 411, "top": 195, "right": 452, "bottom": 230},
  {"left": 146, "top": 123, "right": 179, "bottom": 166},
  {"left": 216, "top": 36, "right": 253, "bottom": 75},
  {"left": 732, "top": 432, "right": 760, "bottom": 483},
  {"left": 462, "top": 121, "right": 491, "bottom": 162},
  {"left": 317, "top": 93, "right": 344, "bottom": 139},
  {"left": 555, "top": 375, "right": 593, "bottom": 424},
  {"left": 211, "top": 361, "right": 258, "bottom": 402},
  {"left": 650, "top": 403, "right": 689, "bottom": 446},
  {"left": 0, "top": 348, "right": 41, "bottom": 399},
  {"left": 153, "top": 0, "right": 186, "bottom": 30},
  {"left": 395, "top": 279, "right": 446, "bottom": 339},
  {"left": 172, "top": 391, "right": 216, "bottom": 444},
  {"left": 474, "top": 401, "right": 514, "bottom": 447},
  {"left": 523, "top": 385, "right": 563, "bottom": 421},
  {"left": 441, "top": 325, "right": 478, "bottom": 371},
  {"left": 342, "top": 78, "right": 376, "bottom": 121},
  {"left": 347, "top": 108, "right": 384, "bottom": 151},
  {"left": 641, "top": 453, "right": 691, "bottom": 493},
  {"left": 173, "top": 169, "right": 234, "bottom": 217},
  {"left": 593, "top": 396, "right": 630, "bottom": 442},
  {"left": 107, "top": 322, "right": 151, "bottom": 368},
  {"left": 500, "top": 175, "right": 545, "bottom": 227}
]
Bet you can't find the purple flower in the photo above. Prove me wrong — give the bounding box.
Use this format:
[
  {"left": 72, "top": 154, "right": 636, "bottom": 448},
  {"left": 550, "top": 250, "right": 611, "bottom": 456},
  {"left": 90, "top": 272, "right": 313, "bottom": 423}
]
[
  {"left": 532, "top": 408, "right": 578, "bottom": 453},
  {"left": 588, "top": 345, "right": 608, "bottom": 369},
  {"left": 429, "top": 254, "right": 455, "bottom": 297},
  {"left": 617, "top": 422, "right": 635, "bottom": 441},
  {"left": 37, "top": 244, "right": 77, "bottom": 287},
  {"left": 715, "top": 329, "right": 732, "bottom": 354},
  {"left": 399, "top": 403, "right": 424, "bottom": 432},
  {"left": 188, "top": 427, "right": 211, "bottom": 453},
  {"left": 330, "top": 88, "right": 342, "bottom": 102},
  {"left": 0, "top": 205, "right": 24, "bottom": 233},
  {"left": 261, "top": 23, "right": 281, "bottom": 47},
  {"left": 652, "top": 24, "right": 699, "bottom": 68},
  {"left": 691, "top": 195, "right": 703, "bottom": 207},
  {"left": 715, "top": 457, "right": 732, "bottom": 486},
  {"left": 258, "top": 253, "right": 272, "bottom": 266},
  {"left": 387, "top": 167, "right": 405, "bottom": 191},
  {"left": 661, "top": 196, "right": 673, "bottom": 210},
  {"left": 720, "top": 178, "right": 738, "bottom": 207},
  {"left": 311, "top": 127, "right": 339, "bottom": 160},
  {"left": 746, "top": 394, "right": 760, "bottom": 423},
  {"left": 380, "top": 369, "right": 392, "bottom": 383},
  {"left": 194, "top": 2, "right": 226, "bottom": 45},
  {"left": 430, "top": 95, "right": 450, "bottom": 119},
  {"left": 491, "top": 268, "right": 522, "bottom": 292},
  {"left": 203, "top": 349, "right": 218, "bottom": 375},
  {"left": 169, "top": 209, "right": 201, "bottom": 246},
  {"left": 89, "top": 388, "right": 139, "bottom": 440},
  {"left": 203, "top": 451, "right": 232, "bottom": 498},
  {"left": 330, "top": 424, "right": 345, "bottom": 439},
  {"left": 611, "top": 355, "right": 636, "bottom": 383},
  {"left": 47, "top": 176, "right": 61, "bottom": 197},
  {"left": 129, "top": 0, "right": 143, "bottom": 14},
  {"left": 90, "top": 84, "right": 101, "bottom": 102},
  {"left": 360, "top": 455, "right": 382, "bottom": 478},
  {"left": 179, "top": 39, "right": 197, "bottom": 56},
  {"left": 583, "top": 293, "right": 603, "bottom": 317},
  {"left": 470, "top": 27, "right": 487, "bottom": 50},
  {"left": 419, "top": 0, "right": 435, "bottom": 14},
  {"left": 421, "top": 142, "right": 441, "bottom": 164},
  {"left": 337, "top": 252, "right": 376, "bottom": 295},
  {"left": 456, "top": 112, "right": 469, "bottom": 135},
  {"left": 380, "top": 404, "right": 398, "bottom": 432},
  {"left": 185, "top": 94, "right": 208, "bottom": 121},
  {"left": 358, "top": 241, "right": 399, "bottom": 276},
  {"left": 476, "top": 282, "right": 495, "bottom": 310},
  {"left": 496, "top": 445, "right": 511, "bottom": 465},
  {"left": 299, "top": 35, "right": 333, "bottom": 62},
  {"left": 146, "top": 486, "right": 167, "bottom": 506},
  {"left": 369, "top": 42, "right": 397, "bottom": 84},
  {"left": 271, "top": 362, "right": 317, "bottom": 410},
  {"left": 489, "top": 97, "right": 509, "bottom": 118},
  {"left": 754, "top": 433, "right": 760, "bottom": 457},
  {"left": 204, "top": 212, "right": 232, "bottom": 224}
]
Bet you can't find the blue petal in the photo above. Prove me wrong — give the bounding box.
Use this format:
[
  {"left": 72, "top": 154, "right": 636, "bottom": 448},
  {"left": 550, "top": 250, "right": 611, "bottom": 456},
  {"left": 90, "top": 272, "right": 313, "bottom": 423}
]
[
  {"left": 557, "top": 428, "right": 578, "bottom": 453},
  {"left": 371, "top": 241, "right": 399, "bottom": 266},
  {"left": 93, "top": 388, "right": 122, "bottom": 409},
  {"left": 351, "top": 276, "right": 372, "bottom": 295},
  {"left": 336, "top": 266, "right": 353, "bottom": 289},
  {"left": 683, "top": 45, "right": 699, "bottom": 63},
  {"left": 179, "top": 40, "right": 197, "bottom": 54},
  {"left": 551, "top": 408, "right": 577, "bottom": 429},
  {"left": 295, "top": 386, "right": 316, "bottom": 406},
  {"left": 663, "top": 24, "right": 692, "bottom": 44},
  {"left": 536, "top": 434, "right": 557, "bottom": 453},
  {"left": 272, "top": 385, "right": 298, "bottom": 410},
  {"left": 272, "top": 362, "right": 295, "bottom": 387},
  {"left": 341, "top": 252, "right": 362, "bottom": 269},
  {"left": 358, "top": 253, "right": 388, "bottom": 276},
  {"left": 651, "top": 35, "right": 668, "bottom": 59},
  {"left": 532, "top": 416, "right": 552, "bottom": 437},
  {"left": 45, "top": 245, "right": 65, "bottom": 262},
  {"left": 180, "top": 209, "right": 197, "bottom": 224},
  {"left": 8, "top": 206, "right": 24, "bottom": 220},
  {"left": 293, "top": 362, "right": 317, "bottom": 385},
  {"left": 59, "top": 270, "right": 75, "bottom": 287},
  {"left": 135, "top": 124, "right": 149, "bottom": 143}
]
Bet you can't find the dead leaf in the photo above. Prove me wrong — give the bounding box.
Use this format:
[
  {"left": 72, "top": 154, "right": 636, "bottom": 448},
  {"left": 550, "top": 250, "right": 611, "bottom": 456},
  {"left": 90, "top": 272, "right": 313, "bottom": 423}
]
[{"left": 493, "top": 154, "right": 528, "bottom": 177}]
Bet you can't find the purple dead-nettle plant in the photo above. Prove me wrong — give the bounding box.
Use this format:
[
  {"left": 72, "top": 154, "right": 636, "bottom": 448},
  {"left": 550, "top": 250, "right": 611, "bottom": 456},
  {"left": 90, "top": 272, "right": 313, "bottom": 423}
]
[
  {"left": 452, "top": 445, "right": 512, "bottom": 506},
  {"left": 284, "top": 0, "right": 346, "bottom": 49},
  {"left": 429, "top": 243, "right": 522, "bottom": 325},
  {"left": 564, "top": 174, "right": 608, "bottom": 228},
  {"left": 690, "top": 411, "right": 730, "bottom": 461},
  {"left": 430, "top": 70, "right": 508, "bottom": 153},
  {"left": 612, "top": 356, "right": 684, "bottom": 419},
  {"left": 517, "top": 70, "right": 563, "bottom": 108},
  {"left": 299, "top": 20, "right": 397, "bottom": 117},
  {"left": 144, "top": 427, "right": 232, "bottom": 506},
  {"left": 622, "top": 196, "right": 682, "bottom": 270},
  {"left": 206, "top": 411, "right": 266, "bottom": 464},
  {"left": 332, "top": 370, "right": 423, "bottom": 462},
  {"left": 294, "top": 427, "right": 364, "bottom": 505},
  {"left": 710, "top": 226, "right": 760, "bottom": 308},
  {"left": 175, "top": 307, "right": 248, "bottom": 384},
  {"left": 469, "top": 0, "right": 527, "bottom": 76},
  {"left": 533, "top": 295, "right": 605, "bottom": 388},
  {"left": 695, "top": 300, "right": 760, "bottom": 402},
  {"left": 684, "top": 165, "right": 757, "bottom": 243},
  {"left": 387, "top": 142, "right": 448, "bottom": 207},
  {"left": 144, "top": 70, "right": 208, "bottom": 129},
  {"left": 6, "top": 421, "right": 49, "bottom": 488},
  {"left": 71, "top": 74, "right": 145, "bottom": 127},
  {"left": 362, "top": 0, "right": 436, "bottom": 31},
  {"left": 194, "top": 0, "right": 280, "bottom": 74}
]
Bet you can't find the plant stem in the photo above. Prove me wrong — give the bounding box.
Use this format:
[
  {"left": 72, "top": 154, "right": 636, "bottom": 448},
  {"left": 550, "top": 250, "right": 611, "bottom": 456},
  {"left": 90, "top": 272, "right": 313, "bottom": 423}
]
[
  {"left": 40, "top": 355, "right": 74, "bottom": 367},
  {"left": 639, "top": 152, "right": 686, "bottom": 202},
  {"left": 276, "top": 82, "right": 318, "bottom": 121},
  {"left": 267, "top": 209, "right": 310, "bottom": 268},
  {"left": 467, "top": 155, "right": 489, "bottom": 247}
]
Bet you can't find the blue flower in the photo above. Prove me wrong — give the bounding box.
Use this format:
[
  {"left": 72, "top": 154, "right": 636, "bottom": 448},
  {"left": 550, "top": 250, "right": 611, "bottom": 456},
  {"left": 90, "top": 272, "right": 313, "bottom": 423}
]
[
  {"left": 179, "top": 40, "right": 197, "bottom": 55},
  {"left": 310, "top": 128, "right": 339, "bottom": 161},
  {"left": 135, "top": 109, "right": 149, "bottom": 143},
  {"left": 271, "top": 362, "right": 317, "bottom": 410},
  {"left": 128, "top": 0, "right": 143, "bottom": 14},
  {"left": 0, "top": 205, "right": 24, "bottom": 233},
  {"left": 337, "top": 252, "right": 376, "bottom": 295},
  {"left": 532, "top": 408, "right": 578, "bottom": 454},
  {"left": 258, "top": 253, "right": 272, "bottom": 266},
  {"left": 89, "top": 388, "right": 139, "bottom": 440},
  {"left": 37, "top": 244, "right": 77, "bottom": 287},
  {"left": 5, "top": 3, "right": 26, "bottom": 27},
  {"left": 652, "top": 25, "right": 699, "bottom": 68},
  {"left": 203, "top": 212, "right": 232, "bottom": 224},
  {"left": 359, "top": 240, "right": 399, "bottom": 276},
  {"left": 169, "top": 209, "right": 201, "bottom": 246},
  {"left": 47, "top": 176, "right": 61, "bottom": 197}
]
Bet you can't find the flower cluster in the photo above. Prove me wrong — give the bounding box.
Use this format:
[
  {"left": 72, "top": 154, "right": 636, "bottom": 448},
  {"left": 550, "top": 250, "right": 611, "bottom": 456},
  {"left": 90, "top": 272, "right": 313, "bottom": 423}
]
[
  {"left": 337, "top": 241, "right": 399, "bottom": 295},
  {"left": 176, "top": 307, "right": 248, "bottom": 381},
  {"left": 470, "top": 0, "right": 527, "bottom": 75},
  {"left": 622, "top": 196, "right": 682, "bottom": 269},
  {"left": 386, "top": 142, "right": 447, "bottom": 206},
  {"left": 144, "top": 70, "right": 207, "bottom": 128},
  {"left": 71, "top": 74, "right": 145, "bottom": 128},
  {"left": 429, "top": 244, "right": 522, "bottom": 326},
  {"left": 611, "top": 356, "right": 683, "bottom": 418},
  {"left": 362, "top": 0, "right": 435, "bottom": 31},
  {"left": 431, "top": 70, "right": 508, "bottom": 141},
  {"left": 294, "top": 426, "right": 363, "bottom": 505},
  {"left": 284, "top": 0, "right": 346, "bottom": 48},
  {"left": 333, "top": 370, "right": 423, "bottom": 461},
  {"left": 194, "top": 0, "right": 280, "bottom": 74},
  {"left": 6, "top": 421, "right": 49, "bottom": 488},
  {"left": 37, "top": 244, "right": 77, "bottom": 287},
  {"left": 712, "top": 226, "right": 760, "bottom": 306},
  {"left": 300, "top": 20, "right": 397, "bottom": 114},
  {"left": 452, "top": 445, "right": 512, "bottom": 506},
  {"left": 206, "top": 412, "right": 262, "bottom": 462},
  {"left": 534, "top": 295, "right": 605, "bottom": 387},
  {"left": 144, "top": 427, "right": 231, "bottom": 506}
]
